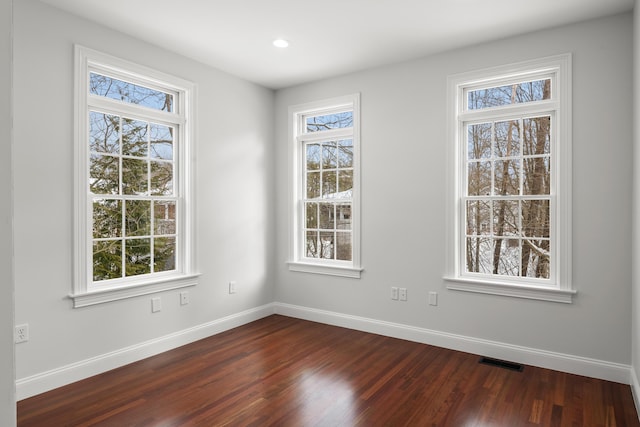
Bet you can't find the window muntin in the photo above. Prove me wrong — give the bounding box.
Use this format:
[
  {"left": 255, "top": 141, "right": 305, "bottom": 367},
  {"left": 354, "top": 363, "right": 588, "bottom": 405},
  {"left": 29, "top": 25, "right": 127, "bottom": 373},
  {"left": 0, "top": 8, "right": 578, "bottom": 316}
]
[
  {"left": 303, "top": 137, "right": 354, "bottom": 262},
  {"left": 289, "top": 94, "right": 361, "bottom": 278},
  {"left": 464, "top": 113, "right": 552, "bottom": 280},
  {"left": 446, "top": 55, "right": 572, "bottom": 302},
  {"left": 73, "top": 46, "right": 197, "bottom": 307}
]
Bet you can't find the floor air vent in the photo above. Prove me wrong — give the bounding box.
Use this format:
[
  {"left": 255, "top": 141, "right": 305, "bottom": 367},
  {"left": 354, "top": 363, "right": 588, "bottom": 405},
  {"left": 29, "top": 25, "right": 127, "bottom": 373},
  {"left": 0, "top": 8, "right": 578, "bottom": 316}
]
[{"left": 479, "top": 357, "right": 524, "bottom": 372}]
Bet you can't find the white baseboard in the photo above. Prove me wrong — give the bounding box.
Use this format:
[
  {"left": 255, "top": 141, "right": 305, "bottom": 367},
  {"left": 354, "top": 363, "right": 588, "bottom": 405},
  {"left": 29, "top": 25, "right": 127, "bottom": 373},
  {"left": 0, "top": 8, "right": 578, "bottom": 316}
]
[
  {"left": 16, "top": 303, "right": 275, "bottom": 400},
  {"left": 17, "top": 301, "right": 634, "bottom": 401},
  {"left": 631, "top": 367, "right": 640, "bottom": 421},
  {"left": 274, "top": 302, "right": 632, "bottom": 385}
]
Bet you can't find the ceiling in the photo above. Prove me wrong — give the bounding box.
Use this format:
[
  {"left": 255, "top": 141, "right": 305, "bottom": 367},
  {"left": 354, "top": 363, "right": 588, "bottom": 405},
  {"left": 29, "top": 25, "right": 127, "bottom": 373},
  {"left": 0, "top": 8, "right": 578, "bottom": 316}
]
[{"left": 39, "top": 0, "right": 634, "bottom": 89}]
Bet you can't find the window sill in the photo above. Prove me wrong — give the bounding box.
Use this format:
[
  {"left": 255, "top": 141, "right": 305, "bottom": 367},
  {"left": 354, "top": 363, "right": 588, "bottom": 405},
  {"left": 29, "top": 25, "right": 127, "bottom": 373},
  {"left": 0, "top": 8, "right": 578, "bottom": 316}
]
[
  {"left": 288, "top": 262, "right": 363, "bottom": 279},
  {"left": 444, "top": 276, "right": 575, "bottom": 303},
  {"left": 69, "top": 273, "right": 200, "bottom": 308}
]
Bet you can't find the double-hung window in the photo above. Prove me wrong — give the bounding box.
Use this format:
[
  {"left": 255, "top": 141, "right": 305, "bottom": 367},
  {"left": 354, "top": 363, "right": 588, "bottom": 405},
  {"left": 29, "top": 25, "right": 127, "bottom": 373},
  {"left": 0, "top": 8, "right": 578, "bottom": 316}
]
[
  {"left": 446, "top": 55, "right": 574, "bottom": 303},
  {"left": 289, "top": 94, "right": 362, "bottom": 278},
  {"left": 72, "top": 46, "right": 198, "bottom": 307}
]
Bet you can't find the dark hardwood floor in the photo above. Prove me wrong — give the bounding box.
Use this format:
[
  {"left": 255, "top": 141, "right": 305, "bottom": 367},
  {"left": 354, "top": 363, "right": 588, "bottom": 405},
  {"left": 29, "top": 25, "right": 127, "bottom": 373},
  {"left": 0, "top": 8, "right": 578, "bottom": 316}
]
[{"left": 18, "top": 315, "right": 640, "bottom": 426}]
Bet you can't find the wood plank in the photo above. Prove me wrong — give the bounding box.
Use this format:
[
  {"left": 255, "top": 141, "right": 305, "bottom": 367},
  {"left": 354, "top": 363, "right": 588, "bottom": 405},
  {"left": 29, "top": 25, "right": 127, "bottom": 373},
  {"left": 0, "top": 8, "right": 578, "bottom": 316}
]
[{"left": 17, "top": 315, "right": 640, "bottom": 426}]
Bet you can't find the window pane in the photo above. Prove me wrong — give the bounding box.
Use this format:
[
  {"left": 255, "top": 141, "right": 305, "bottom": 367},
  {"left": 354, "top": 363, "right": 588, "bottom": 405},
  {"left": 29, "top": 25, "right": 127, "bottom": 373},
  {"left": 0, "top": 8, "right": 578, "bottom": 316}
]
[
  {"left": 90, "top": 72, "right": 174, "bottom": 112},
  {"left": 150, "top": 123, "right": 173, "bottom": 160},
  {"left": 467, "top": 123, "right": 492, "bottom": 160},
  {"left": 522, "top": 239, "right": 550, "bottom": 279},
  {"left": 319, "top": 232, "right": 335, "bottom": 259},
  {"left": 306, "top": 144, "right": 321, "bottom": 171},
  {"left": 336, "top": 232, "right": 352, "bottom": 261},
  {"left": 90, "top": 154, "right": 119, "bottom": 194},
  {"left": 336, "top": 204, "right": 352, "bottom": 230},
  {"left": 467, "top": 79, "right": 550, "bottom": 110},
  {"left": 494, "top": 238, "right": 520, "bottom": 276},
  {"left": 305, "top": 202, "right": 318, "bottom": 229},
  {"left": 319, "top": 203, "right": 334, "bottom": 230},
  {"left": 125, "top": 200, "right": 151, "bottom": 237},
  {"left": 154, "top": 237, "right": 176, "bottom": 273},
  {"left": 322, "top": 142, "right": 337, "bottom": 169},
  {"left": 523, "top": 157, "right": 550, "bottom": 195},
  {"left": 122, "top": 158, "right": 148, "bottom": 195},
  {"left": 523, "top": 116, "right": 551, "bottom": 156},
  {"left": 154, "top": 201, "right": 176, "bottom": 235},
  {"left": 494, "top": 120, "right": 520, "bottom": 158},
  {"left": 90, "top": 112, "right": 119, "bottom": 154},
  {"left": 338, "top": 139, "right": 353, "bottom": 167},
  {"left": 93, "top": 240, "right": 122, "bottom": 281},
  {"left": 122, "top": 118, "right": 148, "bottom": 157},
  {"left": 338, "top": 170, "right": 353, "bottom": 194},
  {"left": 494, "top": 159, "right": 520, "bottom": 195},
  {"left": 466, "top": 200, "right": 490, "bottom": 235},
  {"left": 306, "top": 111, "right": 353, "bottom": 132},
  {"left": 322, "top": 171, "right": 337, "bottom": 198},
  {"left": 492, "top": 200, "right": 519, "bottom": 237},
  {"left": 150, "top": 160, "right": 173, "bottom": 196},
  {"left": 306, "top": 171, "right": 320, "bottom": 199},
  {"left": 467, "top": 161, "right": 491, "bottom": 196},
  {"left": 521, "top": 199, "right": 550, "bottom": 238},
  {"left": 306, "top": 231, "right": 319, "bottom": 258},
  {"left": 466, "top": 237, "right": 493, "bottom": 274},
  {"left": 93, "top": 199, "right": 122, "bottom": 238},
  {"left": 125, "top": 238, "right": 151, "bottom": 276}
]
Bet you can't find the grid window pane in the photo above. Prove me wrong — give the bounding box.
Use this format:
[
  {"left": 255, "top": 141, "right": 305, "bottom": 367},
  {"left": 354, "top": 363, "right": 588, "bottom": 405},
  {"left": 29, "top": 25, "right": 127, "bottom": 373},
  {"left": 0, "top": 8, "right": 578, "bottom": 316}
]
[
  {"left": 125, "top": 200, "right": 151, "bottom": 237},
  {"left": 125, "top": 238, "right": 151, "bottom": 277},
  {"left": 122, "top": 158, "right": 148, "bottom": 195},
  {"left": 93, "top": 199, "right": 122, "bottom": 239},
  {"left": 150, "top": 124, "right": 173, "bottom": 160},
  {"left": 90, "top": 112, "right": 119, "bottom": 154},
  {"left": 154, "top": 237, "right": 176, "bottom": 273},
  {"left": 93, "top": 240, "right": 122, "bottom": 281},
  {"left": 90, "top": 154, "right": 120, "bottom": 195},
  {"left": 154, "top": 201, "right": 176, "bottom": 235}
]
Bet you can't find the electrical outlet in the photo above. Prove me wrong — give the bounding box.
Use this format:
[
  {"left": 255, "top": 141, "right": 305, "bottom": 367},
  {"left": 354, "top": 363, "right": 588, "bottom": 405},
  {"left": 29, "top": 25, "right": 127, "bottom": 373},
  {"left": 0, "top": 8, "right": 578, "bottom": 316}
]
[
  {"left": 391, "top": 287, "right": 399, "bottom": 300},
  {"left": 229, "top": 281, "right": 237, "bottom": 294},
  {"left": 399, "top": 288, "right": 407, "bottom": 301},
  {"left": 15, "top": 324, "right": 29, "bottom": 344},
  {"left": 151, "top": 297, "right": 162, "bottom": 313},
  {"left": 180, "top": 291, "right": 189, "bottom": 306}
]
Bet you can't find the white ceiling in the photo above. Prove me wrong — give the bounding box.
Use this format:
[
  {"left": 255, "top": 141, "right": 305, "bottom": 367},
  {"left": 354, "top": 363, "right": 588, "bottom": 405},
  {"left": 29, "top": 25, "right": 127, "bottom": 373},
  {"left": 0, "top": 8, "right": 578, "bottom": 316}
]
[{"left": 39, "top": 0, "right": 634, "bottom": 89}]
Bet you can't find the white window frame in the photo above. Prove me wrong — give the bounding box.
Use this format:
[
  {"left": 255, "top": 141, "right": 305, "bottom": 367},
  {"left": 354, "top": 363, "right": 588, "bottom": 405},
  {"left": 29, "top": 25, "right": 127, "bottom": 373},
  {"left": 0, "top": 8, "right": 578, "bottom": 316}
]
[
  {"left": 445, "top": 54, "right": 575, "bottom": 303},
  {"left": 71, "top": 45, "right": 198, "bottom": 307},
  {"left": 288, "top": 94, "right": 362, "bottom": 278}
]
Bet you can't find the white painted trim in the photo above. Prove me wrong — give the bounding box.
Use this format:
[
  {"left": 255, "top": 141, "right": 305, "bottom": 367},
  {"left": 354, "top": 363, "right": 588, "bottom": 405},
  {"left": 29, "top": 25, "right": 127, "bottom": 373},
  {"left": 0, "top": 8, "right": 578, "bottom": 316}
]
[
  {"left": 631, "top": 367, "right": 640, "bottom": 421},
  {"left": 288, "top": 93, "right": 362, "bottom": 274},
  {"left": 273, "top": 302, "right": 631, "bottom": 384},
  {"left": 16, "top": 304, "right": 275, "bottom": 400}
]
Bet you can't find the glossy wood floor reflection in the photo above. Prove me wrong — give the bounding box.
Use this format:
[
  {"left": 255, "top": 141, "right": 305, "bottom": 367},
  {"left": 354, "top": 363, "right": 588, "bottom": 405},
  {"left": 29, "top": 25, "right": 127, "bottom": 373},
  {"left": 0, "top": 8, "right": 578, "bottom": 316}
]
[{"left": 18, "top": 315, "right": 640, "bottom": 427}]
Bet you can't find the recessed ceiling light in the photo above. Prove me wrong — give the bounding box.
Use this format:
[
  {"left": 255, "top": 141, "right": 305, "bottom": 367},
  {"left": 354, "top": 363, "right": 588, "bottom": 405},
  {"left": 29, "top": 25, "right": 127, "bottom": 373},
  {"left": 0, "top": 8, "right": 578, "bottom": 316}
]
[{"left": 273, "top": 39, "right": 289, "bottom": 48}]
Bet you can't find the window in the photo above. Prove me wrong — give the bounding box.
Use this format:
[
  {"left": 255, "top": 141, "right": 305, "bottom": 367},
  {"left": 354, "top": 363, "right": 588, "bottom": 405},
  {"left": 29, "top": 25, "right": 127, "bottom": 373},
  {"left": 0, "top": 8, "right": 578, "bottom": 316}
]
[
  {"left": 288, "top": 94, "right": 362, "bottom": 278},
  {"left": 445, "top": 55, "right": 574, "bottom": 303},
  {"left": 72, "top": 46, "right": 198, "bottom": 307}
]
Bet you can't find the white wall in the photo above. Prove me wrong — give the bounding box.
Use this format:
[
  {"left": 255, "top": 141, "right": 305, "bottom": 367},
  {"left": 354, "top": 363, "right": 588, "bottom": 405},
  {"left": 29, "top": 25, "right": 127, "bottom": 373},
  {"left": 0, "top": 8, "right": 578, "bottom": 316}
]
[
  {"left": 275, "top": 13, "right": 633, "bottom": 367},
  {"left": 13, "top": 0, "right": 275, "bottom": 393},
  {"left": 632, "top": 0, "right": 640, "bottom": 406},
  {"left": 1, "top": 0, "right": 15, "bottom": 423}
]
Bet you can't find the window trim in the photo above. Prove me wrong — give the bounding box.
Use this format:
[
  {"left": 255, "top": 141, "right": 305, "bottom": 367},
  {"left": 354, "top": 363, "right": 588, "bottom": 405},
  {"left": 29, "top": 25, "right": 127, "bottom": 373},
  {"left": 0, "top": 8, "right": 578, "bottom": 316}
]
[
  {"left": 444, "top": 54, "right": 574, "bottom": 303},
  {"left": 71, "top": 45, "right": 199, "bottom": 307},
  {"left": 288, "top": 94, "right": 362, "bottom": 278}
]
